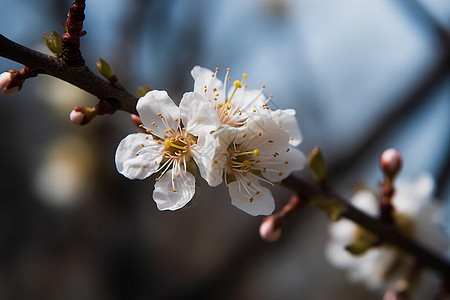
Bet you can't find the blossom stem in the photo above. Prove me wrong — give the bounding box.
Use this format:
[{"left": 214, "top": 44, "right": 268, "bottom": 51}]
[{"left": 282, "top": 175, "right": 450, "bottom": 276}]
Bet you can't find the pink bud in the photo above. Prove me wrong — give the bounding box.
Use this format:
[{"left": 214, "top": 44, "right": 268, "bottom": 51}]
[
  {"left": 70, "top": 109, "right": 86, "bottom": 125},
  {"left": 383, "top": 290, "right": 409, "bottom": 300},
  {"left": 259, "top": 215, "right": 284, "bottom": 242},
  {"left": 131, "top": 114, "right": 142, "bottom": 127},
  {"left": 0, "top": 72, "right": 19, "bottom": 95},
  {"left": 69, "top": 106, "right": 95, "bottom": 125},
  {"left": 380, "top": 148, "right": 402, "bottom": 180}
]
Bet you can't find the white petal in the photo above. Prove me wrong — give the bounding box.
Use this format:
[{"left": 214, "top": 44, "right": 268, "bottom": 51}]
[
  {"left": 351, "top": 190, "right": 379, "bottom": 217},
  {"left": 228, "top": 179, "right": 275, "bottom": 216},
  {"left": 235, "top": 115, "right": 290, "bottom": 151},
  {"left": 137, "top": 90, "right": 180, "bottom": 139},
  {"left": 261, "top": 147, "right": 306, "bottom": 182},
  {"left": 329, "top": 219, "right": 358, "bottom": 243},
  {"left": 191, "top": 66, "right": 225, "bottom": 102},
  {"left": 325, "top": 242, "right": 355, "bottom": 269},
  {"left": 191, "top": 132, "right": 224, "bottom": 187},
  {"left": 271, "top": 109, "right": 303, "bottom": 146},
  {"left": 228, "top": 87, "right": 267, "bottom": 115},
  {"left": 179, "top": 92, "right": 220, "bottom": 135},
  {"left": 153, "top": 169, "right": 195, "bottom": 211},
  {"left": 115, "top": 133, "right": 164, "bottom": 179}
]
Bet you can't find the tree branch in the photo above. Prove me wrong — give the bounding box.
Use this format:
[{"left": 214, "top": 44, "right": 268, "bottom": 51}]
[
  {"left": 282, "top": 175, "right": 450, "bottom": 276},
  {"left": 0, "top": 34, "right": 138, "bottom": 114}
]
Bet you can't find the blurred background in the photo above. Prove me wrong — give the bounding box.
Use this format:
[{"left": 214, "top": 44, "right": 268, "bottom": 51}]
[{"left": 1, "top": 0, "right": 449, "bottom": 299}]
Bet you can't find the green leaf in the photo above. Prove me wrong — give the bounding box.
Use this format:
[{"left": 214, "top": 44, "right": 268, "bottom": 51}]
[
  {"left": 307, "top": 146, "right": 327, "bottom": 184},
  {"left": 310, "top": 195, "right": 347, "bottom": 221},
  {"left": 96, "top": 58, "right": 115, "bottom": 80},
  {"left": 42, "top": 31, "right": 62, "bottom": 58},
  {"left": 345, "top": 229, "right": 377, "bottom": 255}
]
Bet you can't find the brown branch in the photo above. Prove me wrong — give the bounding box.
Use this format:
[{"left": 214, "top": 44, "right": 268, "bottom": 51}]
[
  {"left": 282, "top": 175, "right": 450, "bottom": 277},
  {"left": 0, "top": 34, "right": 138, "bottom": 114},
  {"left": 61, "top": 0, "right": 86, "bottom": 68}
]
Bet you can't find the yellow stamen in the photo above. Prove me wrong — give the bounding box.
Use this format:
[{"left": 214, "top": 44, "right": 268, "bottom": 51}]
[
  {"left": 228, "top": 73, "right": 248, "bottom": 103},
  {"left": 164, "top": 139, "right": 186, "bottom": 151},
  {"left": 234, "top": 150, "right": 259, "bottom": 157}
]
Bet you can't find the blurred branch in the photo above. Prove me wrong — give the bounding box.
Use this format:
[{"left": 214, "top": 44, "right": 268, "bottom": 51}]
[
  {"left": 282, "top": 175, "right": 450, "bottom": 276},
  {"left": 329, "top": 16, "right": 450, "bottom": 178},
  {"left": 0, "top": 34, "right": 138, "bottom": 114}
]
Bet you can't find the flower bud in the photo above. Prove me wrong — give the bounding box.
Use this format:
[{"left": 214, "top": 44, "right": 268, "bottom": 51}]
[
  {"left": 383, "top": 279, "right": 409, "bottom": 300},
  {"left": 70, "top": 106, "right": 96, "bottom": 125},
  {"left": 259, "top": 215, "right": 284, "bottom": 242},
  {"left": 0, "top": 71, "right": 20, "bottom": 95},
  {"left": 380, "top": 148, "right": 402, "bottom": 181}
]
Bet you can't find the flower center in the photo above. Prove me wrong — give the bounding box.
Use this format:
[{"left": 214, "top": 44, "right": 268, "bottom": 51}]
[
  {"left": 216, "top": 73, "right": 248, "bottom": 125},
  {"left": 163, "top": 133, "right": 196, "bottom": 159},
  {"left": 227, "top": 147, "right": 260, "bottom": 173}
]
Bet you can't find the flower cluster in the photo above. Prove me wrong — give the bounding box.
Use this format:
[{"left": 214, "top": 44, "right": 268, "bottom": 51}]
[
  {"left": 326, "top": 174, "right": 449, "bottom": 291},
  {"left": 115, "top": 66, "right": 306, "bottom": 215}
]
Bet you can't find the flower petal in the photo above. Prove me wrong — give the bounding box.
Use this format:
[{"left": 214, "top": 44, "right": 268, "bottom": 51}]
[
  {"left": 270, "top": 109, "right": 303, "bottom": 146},
  {"left": 235, "top": 115, "right": 290, "bottom": 155},
  {"left": 228, "top": 178, "right": 275, "bottom": 216},
  {"left": 153, "top": 169, "right": 195, "bottom": 211},
  {"left": 191, "top": 66, "right": 225, "bottom": 101},
  {"left": 179, "top": 92, "right": 220, "bottom": 135},
  {"left": 191, "top": 132, "right": 224, "bottom": 187},
  {"left": 137, "top": 90, "right": 180, "bottom": 139},
  {"left": 260, "top": 146, "right": 306, "bottom": 182},
  {"left": 115, "top": 133, "right": 164, "bottom": 179},
  {"left": 227, "top": 87, "right": 267, "bottom": 116}
]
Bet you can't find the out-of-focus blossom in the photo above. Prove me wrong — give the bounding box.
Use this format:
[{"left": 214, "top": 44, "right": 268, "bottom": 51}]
[
  {"left": 34, "top": 136, "right": 96, "bottom": 207},
  {"left": 326, "top": 173, "right": 448, "bottom": 291}
]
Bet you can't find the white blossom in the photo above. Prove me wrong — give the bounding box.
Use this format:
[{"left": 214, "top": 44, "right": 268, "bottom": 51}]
[
  {"left": 115, "top": 90, "right": 219, "bottom": 211},
  {"left": 191, "top": 66, "right": 302, "bottom": 146},
  {"left": 326, "top": 173, "right": 449, "bottom": 291},
  {"left": 210, "top": 115, "right": 306, "bottom": 216}
]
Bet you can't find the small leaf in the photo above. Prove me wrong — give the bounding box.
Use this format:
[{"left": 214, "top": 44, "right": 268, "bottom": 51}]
[
  {"left": 42, "top": 31, "right": 62, "bottom": 58},
  {"left": 96, "top": 58, "right": 115, "bottom": 80},
  {"left": 345, "top": 229, "right": 377, "bottom": 255},
  {"left": 307, "top": 146, "right": 327, "bottom": 184},
  {"left": 310, "top": 195, "right": 347, "bottom": 221}
]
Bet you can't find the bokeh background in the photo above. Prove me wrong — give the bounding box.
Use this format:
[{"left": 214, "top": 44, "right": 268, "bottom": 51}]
[{"left": 1, "top": 0, "right": 449, "bottom": 299}]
